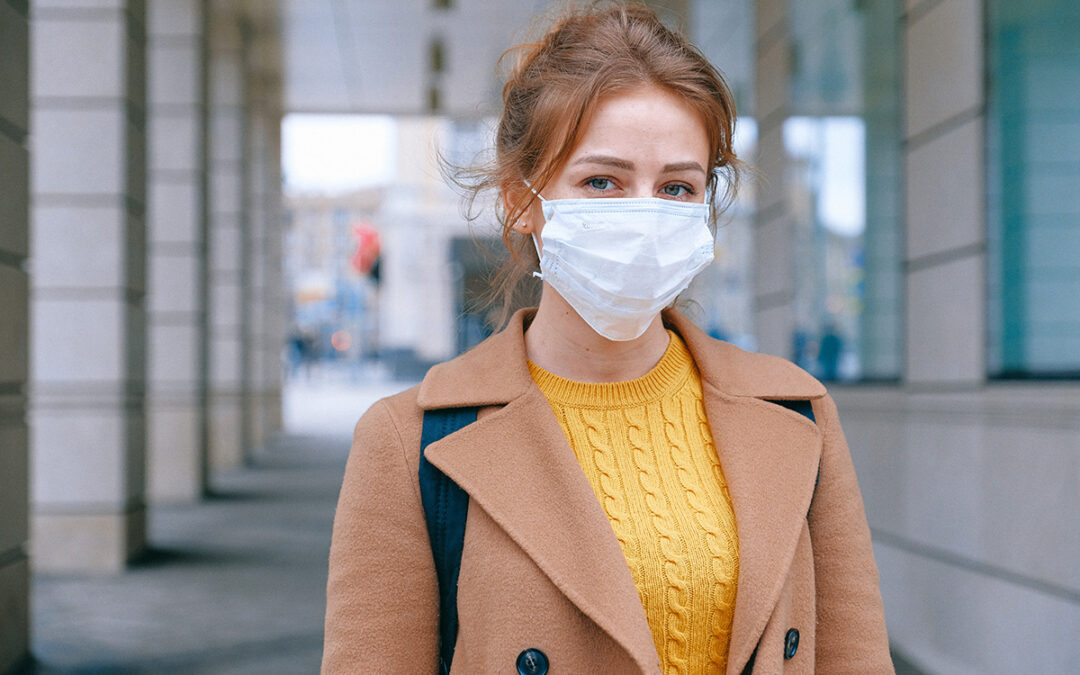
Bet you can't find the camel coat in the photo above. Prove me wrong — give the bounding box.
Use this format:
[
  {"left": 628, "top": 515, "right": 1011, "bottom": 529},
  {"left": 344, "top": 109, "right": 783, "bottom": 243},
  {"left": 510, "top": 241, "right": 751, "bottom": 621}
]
[{"left": 322, "top": 309, "right": 893, "bottom": 674}]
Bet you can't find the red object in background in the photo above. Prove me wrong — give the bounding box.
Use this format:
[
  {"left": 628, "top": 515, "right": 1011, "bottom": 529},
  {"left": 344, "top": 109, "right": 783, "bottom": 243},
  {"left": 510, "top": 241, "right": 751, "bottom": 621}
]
[
  {"left": 331, "top": 330, "right": 352, "bottom": 352},
  {"left": 351, "top": 221, "right": 381, "bottom": 276}
]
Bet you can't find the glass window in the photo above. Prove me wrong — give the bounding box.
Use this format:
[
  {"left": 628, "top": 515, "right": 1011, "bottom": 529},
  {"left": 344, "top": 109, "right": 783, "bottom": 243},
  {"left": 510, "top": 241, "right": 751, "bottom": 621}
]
[
  {"left": 987, "top": 0, "right": 1080, "bottom": 377},
  {"left": 785, "top": 0, "right": 902, "bottom": 381},
  {"left": 687, "top": 0, "right": 756, "bottom": 350},
  {"left": 683, "top": 120, "right": 758, "bottom": 351}
]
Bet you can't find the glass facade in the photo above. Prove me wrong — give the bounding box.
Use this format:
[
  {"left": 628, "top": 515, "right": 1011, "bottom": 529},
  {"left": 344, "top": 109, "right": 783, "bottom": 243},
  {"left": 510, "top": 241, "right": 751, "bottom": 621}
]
[
  {"left": 683, "top": 120, "right": 758, "bottom": 351},
  {"left": 785, "top": 0, "right": 902, "bottom": 381},
  {"left": 987, "top": 0, "right": 1080, "bottom": 377},
  {"left": 687, "top": 0, "right": 757, "bottom": 349}
]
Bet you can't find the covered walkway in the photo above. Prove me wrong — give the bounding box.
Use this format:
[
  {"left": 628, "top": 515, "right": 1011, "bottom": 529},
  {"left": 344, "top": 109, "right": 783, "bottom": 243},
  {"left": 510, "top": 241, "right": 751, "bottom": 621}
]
[
  {"left": 20, "top": 374, "right": 925, "bottom": 674},
  {"left": 3, "top": 3, "right": 1077, "bottom": 671},
  {"left": 23, "top": 380, "right": 412, "bottom": 674}
]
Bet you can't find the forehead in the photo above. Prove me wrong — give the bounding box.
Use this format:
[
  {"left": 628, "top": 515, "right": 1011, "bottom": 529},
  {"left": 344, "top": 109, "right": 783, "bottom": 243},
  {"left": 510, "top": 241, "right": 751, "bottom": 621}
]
[{"left": 566, "top": 86, "right": 710, "bottom": 166}]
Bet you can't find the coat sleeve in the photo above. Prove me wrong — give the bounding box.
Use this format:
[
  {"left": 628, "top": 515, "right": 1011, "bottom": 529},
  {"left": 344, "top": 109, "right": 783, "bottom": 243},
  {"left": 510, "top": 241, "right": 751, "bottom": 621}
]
[
  {"left": 808, "top": 394, "right": 894, "bottom": 674},
  {"left": 321, "top": 399, "right": 439, "bottom": 674}
]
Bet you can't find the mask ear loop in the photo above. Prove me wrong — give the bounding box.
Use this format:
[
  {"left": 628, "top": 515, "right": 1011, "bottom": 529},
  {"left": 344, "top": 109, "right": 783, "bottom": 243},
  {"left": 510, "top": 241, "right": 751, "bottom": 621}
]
[
  {"left": 522, "top": 180, "right": 546, "bottom": 280},
  {"left": 523, "top": 179, "right": 545, "bottom": 200}
]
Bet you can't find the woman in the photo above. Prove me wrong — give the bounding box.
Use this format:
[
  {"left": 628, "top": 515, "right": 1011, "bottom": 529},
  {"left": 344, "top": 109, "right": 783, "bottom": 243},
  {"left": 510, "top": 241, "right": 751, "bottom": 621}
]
[{"left": 323, "top": 4, "right": 892, "bottom": 674}]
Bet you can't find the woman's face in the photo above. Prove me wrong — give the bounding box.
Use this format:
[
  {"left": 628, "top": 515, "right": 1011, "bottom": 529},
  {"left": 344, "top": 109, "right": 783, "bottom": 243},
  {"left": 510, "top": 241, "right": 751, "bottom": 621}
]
[{"left": 525, "top": 85, "right": 710, "bottom": 237}]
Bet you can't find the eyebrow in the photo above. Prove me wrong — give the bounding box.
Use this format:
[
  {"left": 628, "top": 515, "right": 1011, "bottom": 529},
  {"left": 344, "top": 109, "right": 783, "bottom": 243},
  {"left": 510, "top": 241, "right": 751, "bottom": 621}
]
[
  {"left": 572, "top": 154, "right": 634, "bottom": 170},
  {"left": 571, "top": 154, "right": 706, "bottom": 175},
  {"left": 661, "top": 161, "right": 707, "bottom": 175}
]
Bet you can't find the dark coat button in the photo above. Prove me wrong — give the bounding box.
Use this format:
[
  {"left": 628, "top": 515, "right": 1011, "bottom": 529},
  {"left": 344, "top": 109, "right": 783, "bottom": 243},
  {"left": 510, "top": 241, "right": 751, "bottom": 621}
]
[
  {"left": 784, "top": 628, "right": 800, "bottom": 660},
  {"left": 516, "top": 647, "right": 549, "bottom": 675}
]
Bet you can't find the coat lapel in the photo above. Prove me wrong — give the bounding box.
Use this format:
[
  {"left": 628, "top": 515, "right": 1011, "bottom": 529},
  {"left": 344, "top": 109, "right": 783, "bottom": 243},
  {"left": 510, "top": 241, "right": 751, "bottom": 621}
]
[
  {"left": 418, "top": 309, "right": 659, "bottom": 672},
  {"left": 425, "top": 387, "right": 660, "bottom": 673},
  {"left": 703, "top": 387, "right": 821, "bottom": 673},
  {"left": 669, "top": 312, "right": 826, "bottom": 674},
  {"left": 417, "top": 308, "right": 827, "bottom": 675}
]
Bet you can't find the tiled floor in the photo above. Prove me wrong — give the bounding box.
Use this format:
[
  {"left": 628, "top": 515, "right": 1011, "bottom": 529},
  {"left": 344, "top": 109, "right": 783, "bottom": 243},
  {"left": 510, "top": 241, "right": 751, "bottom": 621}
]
[
  {"left": 26, "top": 432, "right": 347, "bottom": 674},
  {"left": 24, "top": 375, "right": 416, "bottom": 675}
]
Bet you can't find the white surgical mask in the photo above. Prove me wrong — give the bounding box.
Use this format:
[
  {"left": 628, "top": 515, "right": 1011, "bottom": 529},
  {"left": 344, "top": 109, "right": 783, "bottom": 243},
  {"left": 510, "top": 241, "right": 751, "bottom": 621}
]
[{"left": 530, "top": 192, "right": 714, "bottom": 341}]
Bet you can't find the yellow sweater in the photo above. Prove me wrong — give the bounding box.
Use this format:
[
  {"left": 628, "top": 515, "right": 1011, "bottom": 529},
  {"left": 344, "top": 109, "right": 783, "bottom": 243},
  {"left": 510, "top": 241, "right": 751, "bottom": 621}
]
[{"left": 529, "top": 332, "right": 739, "bottom": 674}]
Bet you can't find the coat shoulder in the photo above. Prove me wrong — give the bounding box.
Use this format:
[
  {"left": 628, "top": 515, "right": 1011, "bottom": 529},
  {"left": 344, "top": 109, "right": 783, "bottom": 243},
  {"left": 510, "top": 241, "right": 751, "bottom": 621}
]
[
  {"left": 371, "top": 383, "right": 423, "bottom": 423},
  {"left": 697, "top": 338, "right": 827, "bottom": 401},
  {"left": 663, "top": 308, "right": 826, "bottom": 400},
  {"left": 416, "top": 313, "right": 535, "bottom": 409},
  {"left": 351, "top": 384, "right": 425, "bottom": 464}
]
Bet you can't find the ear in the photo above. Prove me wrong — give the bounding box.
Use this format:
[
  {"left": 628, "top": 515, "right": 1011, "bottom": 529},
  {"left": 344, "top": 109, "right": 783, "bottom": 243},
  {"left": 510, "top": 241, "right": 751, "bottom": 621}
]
[{"left": 501, "top": 181, "right": 537, "bottom": 234}]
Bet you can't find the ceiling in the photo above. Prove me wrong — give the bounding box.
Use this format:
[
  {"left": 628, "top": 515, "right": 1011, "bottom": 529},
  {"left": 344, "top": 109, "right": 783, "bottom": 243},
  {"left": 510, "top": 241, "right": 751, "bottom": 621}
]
[
  {"left": 281, "top": 0, "right": 553, "bottom": 116},
  {"left": 278, "top": 0, "right": 754, "bottom": 117}
]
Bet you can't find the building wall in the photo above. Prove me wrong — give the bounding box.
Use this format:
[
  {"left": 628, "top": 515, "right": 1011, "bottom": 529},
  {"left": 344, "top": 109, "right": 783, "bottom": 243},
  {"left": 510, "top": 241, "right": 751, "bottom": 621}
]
[
  {"left": 0, "top": 0, "right": 30, "bottom": 668},
  {"left": 146, "top": 0, "right": 210, "bottom": 504},
  {"left": 861, "top": 1, "right": 1078, "bottom": 671},
  {"left": 244, "top": 38, "right": 285, "bottom": 451},
  {"left": 378, "top": 116, "right": 474, "bottom": 366},
  {"left": 750, "top": 0, "right": 1080, "bottom": 671},
  {"left": 207, "top": 4, "right": 249, "bottom": 470},
  {"left": 836, "top": 385, "right": 1080, "bottom": 673},
  {"left": 0, "top": 0, "right": 278, "bottom": 657},
  {"left": 29, "top": 0, "right": 150, "bottom": 573}
]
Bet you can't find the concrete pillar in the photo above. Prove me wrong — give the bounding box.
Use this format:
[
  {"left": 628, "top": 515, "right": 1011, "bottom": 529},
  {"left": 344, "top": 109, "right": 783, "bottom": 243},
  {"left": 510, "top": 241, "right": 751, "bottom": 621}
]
[
  {"left": 902, "top": 0, "right": 985, "bottom": 388},
  {"left": 29, "top": 0, "right": 149, "bottom": 572},
  {"left": 859, "top": 0, "right": 904, "bottom": 380},
  {"left": 0, "top": 0, "right": 30, "bottom": 666},
  {"left": 207, "top": 4, "right": 248, "bottom": 471},
  {"left": 752, "top": 0, "right": 796, "bottom": 358},
  {"left": 261, "top": 100, "right": 284, "bottom": 437},
  {"left": 245, "top": 75, "right": 269, "bottom": 452},
  {"left": 145, "top": 0, "right": 209, "bottom": 503},
  {"left": 245, "top": 52, "right": 284, "bottom": 452}
]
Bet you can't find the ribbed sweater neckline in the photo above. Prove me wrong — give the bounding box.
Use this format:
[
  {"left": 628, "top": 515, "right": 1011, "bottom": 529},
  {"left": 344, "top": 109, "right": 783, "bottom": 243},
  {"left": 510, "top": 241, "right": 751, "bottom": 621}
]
[{"left": 528, "top": 330, "right": 694, "bottom": 408}]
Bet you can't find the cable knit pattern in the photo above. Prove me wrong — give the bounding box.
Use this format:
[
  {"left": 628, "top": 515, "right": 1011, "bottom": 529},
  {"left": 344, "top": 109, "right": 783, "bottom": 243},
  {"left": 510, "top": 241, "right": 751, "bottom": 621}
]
[{"left": 528, "top": 332, "right": 739, "bottom": 674}]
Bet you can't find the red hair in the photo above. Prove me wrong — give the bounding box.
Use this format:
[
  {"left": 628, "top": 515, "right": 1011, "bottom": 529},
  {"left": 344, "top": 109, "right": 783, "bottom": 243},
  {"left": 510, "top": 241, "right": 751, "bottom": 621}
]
[{"left": 455, "top": 2, "right": 742, "bottom": 320}]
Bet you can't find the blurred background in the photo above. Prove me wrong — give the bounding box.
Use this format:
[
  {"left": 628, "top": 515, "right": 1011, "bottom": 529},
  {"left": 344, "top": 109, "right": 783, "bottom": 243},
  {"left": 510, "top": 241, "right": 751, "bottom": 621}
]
[{"left": 1, "top": 0, "right": 1078, "bottom": 673}]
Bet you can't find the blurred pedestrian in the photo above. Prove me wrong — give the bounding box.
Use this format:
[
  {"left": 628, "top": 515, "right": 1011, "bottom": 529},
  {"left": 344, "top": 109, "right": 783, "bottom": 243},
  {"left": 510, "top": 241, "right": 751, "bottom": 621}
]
[
  {"left": 818, "top": 321, "right": 844, "bottom": 382},
  {"left": 323, "top": 4, "right": 891, "bottom": 673}
]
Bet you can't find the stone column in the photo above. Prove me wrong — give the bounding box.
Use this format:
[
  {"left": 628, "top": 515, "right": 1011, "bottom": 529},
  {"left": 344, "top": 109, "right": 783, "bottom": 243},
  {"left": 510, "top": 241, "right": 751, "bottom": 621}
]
[
  {"left": 207, "top": 4, "right": 248, "bottom": 471},
  {"left": 245, "top": 55, "right": 283, "bottom": 452},
  {"left": 903, "top": 0, "right": 985, "bottom": 387},
  {"left": 752, "top": 0, "right": 796, "bottom": 357},
  {"left": 261, "top": 98, "right": 284, "bottom": 437},
  {"left": 0, "top": 0, "right": 30, "bottom": 666},
  {"left": 29, "top": 0, "right": 148, "bottom": 572},
  {"left": 145, "top": 0, "right": 209, "bottom": 503},
  {"left": 859, "top": 0, "right": 903, "bottom": 380},
  {"left": 245, "top": 72, "right": 269, "bottom": 452}
]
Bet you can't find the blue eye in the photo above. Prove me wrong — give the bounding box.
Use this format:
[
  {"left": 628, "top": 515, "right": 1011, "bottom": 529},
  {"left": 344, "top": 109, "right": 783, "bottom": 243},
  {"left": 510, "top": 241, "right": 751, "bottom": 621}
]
[
  {"left": 586, "top": 177, "right": 613, "bottom": 191},
  {"left": 662, "top": 184, "right": 692, "bottom": 198}
]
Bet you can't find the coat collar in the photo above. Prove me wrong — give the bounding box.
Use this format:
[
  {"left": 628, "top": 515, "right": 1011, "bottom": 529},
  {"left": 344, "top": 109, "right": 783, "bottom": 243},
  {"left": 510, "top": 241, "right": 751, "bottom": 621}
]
[
  {"left": 419, "top": 307, "right": 826, "bottom": 674},
  {"left": 417, "top": 307, "right": 826, "bottom": 409}
]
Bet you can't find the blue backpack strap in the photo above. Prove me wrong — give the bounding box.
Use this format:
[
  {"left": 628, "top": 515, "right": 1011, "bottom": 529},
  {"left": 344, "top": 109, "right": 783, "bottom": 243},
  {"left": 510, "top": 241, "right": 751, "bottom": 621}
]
[
  {"left": 743, "top": 398, "right": 819, "bottom": 669},
  {"left": 419, "top": 407, "right": 478, "bottom": 675},
  {"left": 766, "top": 399, "right": 815, "bottom": 423},
  {"left": 765, "top": 399, "right": 820, "bottom": 515}
]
